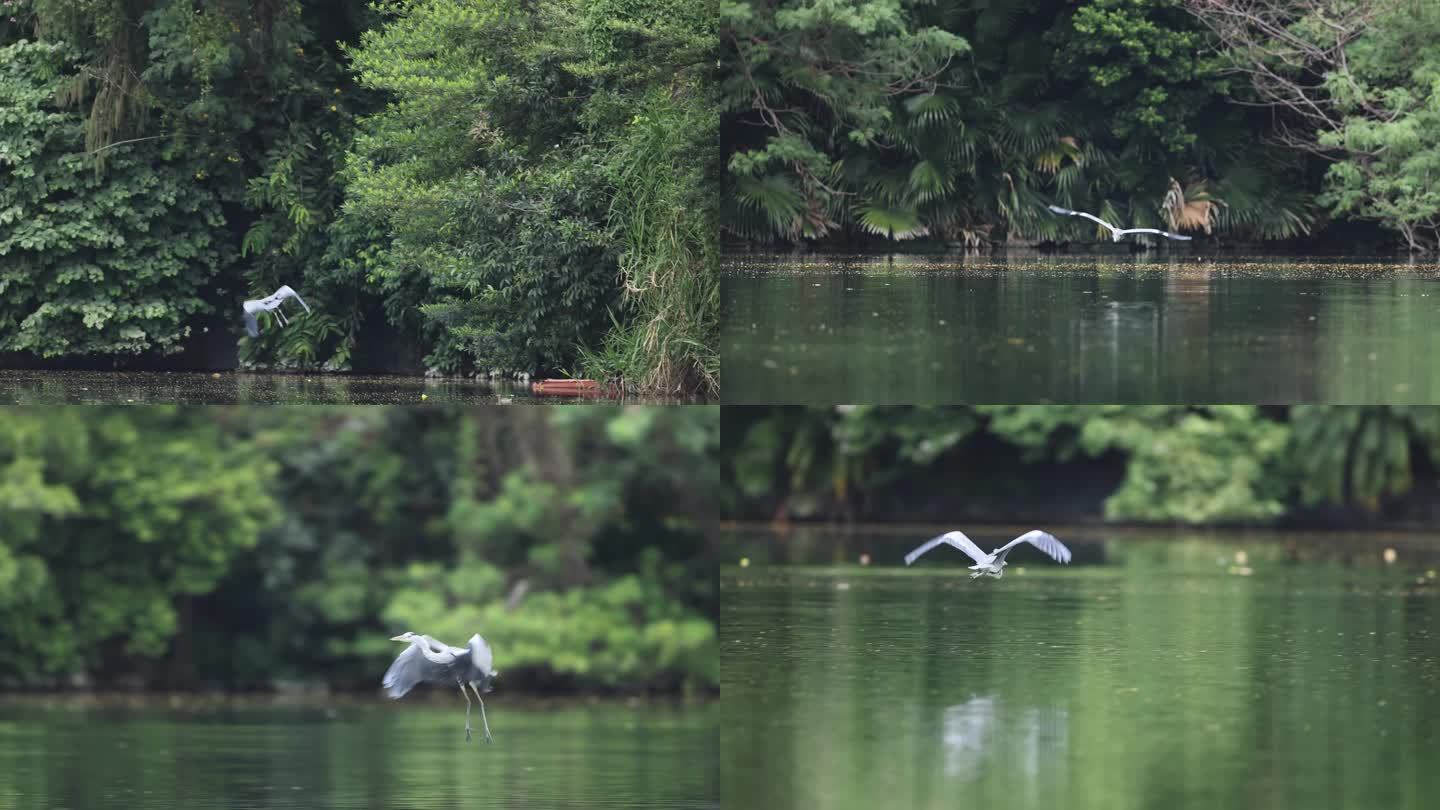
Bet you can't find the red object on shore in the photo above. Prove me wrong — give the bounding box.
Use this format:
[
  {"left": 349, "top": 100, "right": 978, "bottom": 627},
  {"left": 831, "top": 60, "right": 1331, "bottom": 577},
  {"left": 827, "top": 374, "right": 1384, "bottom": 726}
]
[{"left": 532, "top": 379, "right": 613, "bottom": 397}]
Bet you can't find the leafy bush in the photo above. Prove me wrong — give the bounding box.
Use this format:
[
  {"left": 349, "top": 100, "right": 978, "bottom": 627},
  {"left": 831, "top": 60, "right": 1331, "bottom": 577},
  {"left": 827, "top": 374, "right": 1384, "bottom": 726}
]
[{"left": 0, "top": 40, "right": 228, "bottom": 357}]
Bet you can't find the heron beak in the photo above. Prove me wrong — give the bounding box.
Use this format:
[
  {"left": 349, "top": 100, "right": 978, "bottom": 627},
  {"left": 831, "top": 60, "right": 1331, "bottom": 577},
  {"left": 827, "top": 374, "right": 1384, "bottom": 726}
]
[{"left": 389, "top": 634, "right": 408, "bottom": 641}]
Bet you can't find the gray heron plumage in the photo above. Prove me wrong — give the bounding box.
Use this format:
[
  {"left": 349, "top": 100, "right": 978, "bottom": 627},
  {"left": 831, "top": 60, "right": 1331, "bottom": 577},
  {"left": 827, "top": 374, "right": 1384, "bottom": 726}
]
[
  {"left": 1046, "top": 204, "right": 1192, "bottom": 242},
  {"left": 904, "top": 529, "right": 1072, "bottom": 579},
  {"left": 384, "top": 631, "right": 498, "bottom": 743},
  {"left": 242, "top": 284, "right": 311, "bottom": 338}
]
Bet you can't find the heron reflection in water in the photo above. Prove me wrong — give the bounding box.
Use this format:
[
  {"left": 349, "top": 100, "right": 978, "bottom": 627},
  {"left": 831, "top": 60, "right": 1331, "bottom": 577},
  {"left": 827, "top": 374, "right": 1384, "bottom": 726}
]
[{"left": 942, "top": 695, "right": 1069, "bottom": 781}]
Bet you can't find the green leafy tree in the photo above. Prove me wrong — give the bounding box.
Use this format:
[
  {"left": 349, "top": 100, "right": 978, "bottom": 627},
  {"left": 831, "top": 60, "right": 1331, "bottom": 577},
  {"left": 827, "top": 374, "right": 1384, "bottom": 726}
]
[
  {"left": 1316, "top": 0, "right": 1440, "bottom": 250},
  {"left": 0, "top": 41, "right": 228, "bottom": 357},
  {"left": 724, "top": 0, "right": 1313, "bottom": 246},
  {"left": 722, "top": 0, "right": 970, "bottom": 240},
  {"left": 341, "top": 0, "right": 717, "bottom": 390},
  {"left": 0, "top": 408, "right": 276, "bottom": 682}
]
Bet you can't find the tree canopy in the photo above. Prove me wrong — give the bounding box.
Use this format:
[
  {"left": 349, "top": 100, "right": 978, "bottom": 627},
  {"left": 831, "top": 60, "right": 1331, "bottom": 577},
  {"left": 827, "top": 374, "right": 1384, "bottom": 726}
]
[
  {"left": 0, "top": 0, "right": 717, "bottom": 395},
  {"left": 724, "top": 406, "right": 1440, "bottom": 525},
  {"left": 1, "top": 406, "right": 718, "bottom": 692},
  {"left": 722, "top": 0, "right": 1440, "bottom": 250}
]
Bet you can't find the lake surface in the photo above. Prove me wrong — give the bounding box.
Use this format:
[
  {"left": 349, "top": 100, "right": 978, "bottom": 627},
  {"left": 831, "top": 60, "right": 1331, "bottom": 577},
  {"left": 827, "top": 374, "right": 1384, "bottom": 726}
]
[
  {"left": 0, "top": 370, "right": 625, "bottom": 404},
  {"left": 721, "top": 527, "right": 1440, "bottom": 810},
  {"left": 0, "top": 699, "right": 717, "bottom": 809},
  {"left": 722, "top": 255, "right": 1440, "bottom": 403}
]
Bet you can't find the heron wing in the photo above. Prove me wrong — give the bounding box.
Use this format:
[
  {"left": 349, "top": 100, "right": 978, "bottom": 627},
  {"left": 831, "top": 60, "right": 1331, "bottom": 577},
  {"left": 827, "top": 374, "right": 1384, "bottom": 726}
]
[
  {"left": 287, "top": 287, "right": 312, "bottom": 314},
  {"left": 1116, "top": 228, "right": 1192, "bottom": 241},
  {"left": 382, "top": 640, "right": 456, "bottom": 697},
  {"left": 469, "top": 634, "right": 494, "bottom": 675},
  {"left": 905, "top": 531, "right": 988, "bottom": 566},
  {"left": 243, "top": 311, "right": 260, "bottom": 338},
  {"left": 1051, "top": 207, "right": 1118, "bottom": 234},
  {"left": 992, "top": 530, "right": 1072, "bottom": 565},
  {"left": 255, "top": 286, "right": 294, "bottom": 309}
]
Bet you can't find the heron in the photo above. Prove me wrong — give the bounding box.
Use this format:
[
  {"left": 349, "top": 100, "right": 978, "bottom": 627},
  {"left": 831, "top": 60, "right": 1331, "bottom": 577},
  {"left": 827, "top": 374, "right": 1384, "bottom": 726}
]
[
  {"left": 242, "top": 284, "right": 311, "bottom": 338},
  {"left": 1046, "top": 205, "right": 1192, "bottom": 242},
  {"left": 383, "top": 631, "right": 498, "bottom": 743},
  {"left": 904, "top": 529, "right": 1072, "bottom": 579}
]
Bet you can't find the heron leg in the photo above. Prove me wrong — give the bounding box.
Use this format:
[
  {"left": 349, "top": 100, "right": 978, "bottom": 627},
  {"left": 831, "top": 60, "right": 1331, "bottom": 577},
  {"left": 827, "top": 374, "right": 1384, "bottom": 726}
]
[
  {"left": 460, "top": 683, "right": 473, "bottom": 742},
  {"left": 471, "top": 682, "right": 493, "bottom": 743},
  {"left": 275, "top": 308, "right": 289, "bottom": 327}
]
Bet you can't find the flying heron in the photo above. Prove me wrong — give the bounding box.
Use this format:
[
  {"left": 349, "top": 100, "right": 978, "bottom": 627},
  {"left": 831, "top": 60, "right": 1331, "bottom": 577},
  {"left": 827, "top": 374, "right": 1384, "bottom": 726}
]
[
  {"left": 904, "top": 529, "right": 1072, "bottom": 579},
  {"left": 242, "top": 284, "right": 311, "bottom": 338},
  {"left": 383, "top": 631, "right": 498, "bottom": 743},
  {"left": 1046, "top": 205, "right": 1192, "bottom": 242}
]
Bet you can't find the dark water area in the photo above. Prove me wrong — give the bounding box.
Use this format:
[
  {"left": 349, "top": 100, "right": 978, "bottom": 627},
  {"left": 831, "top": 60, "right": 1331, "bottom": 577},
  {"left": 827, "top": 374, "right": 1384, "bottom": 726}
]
[
  {"left": 0, "top": 699, "right": 717, "bottom": 809},
  {"left": 722, "top": 255, "right": 1440, "bottom": 403},
  {"left": 0, "top": 370, "right": 663, "bottom": 404},
  {"left": 721, "top": 527, "right": 1440, "bottom": 810}
]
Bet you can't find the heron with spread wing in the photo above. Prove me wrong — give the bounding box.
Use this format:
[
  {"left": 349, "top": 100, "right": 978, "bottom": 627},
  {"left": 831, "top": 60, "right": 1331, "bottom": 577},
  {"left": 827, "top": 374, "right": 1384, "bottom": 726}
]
[
  {"left": 242, "top": 284, "right": 311, "bottom": 338},
  {"left": 1046, "top": 205, "right": 1192, "bottom": 242},
  {"left": 383, "top": 631, "right": 498, "bottom": 743},
  {"left": 904, "top": 529, "right": 1072, "bottom": 579}
]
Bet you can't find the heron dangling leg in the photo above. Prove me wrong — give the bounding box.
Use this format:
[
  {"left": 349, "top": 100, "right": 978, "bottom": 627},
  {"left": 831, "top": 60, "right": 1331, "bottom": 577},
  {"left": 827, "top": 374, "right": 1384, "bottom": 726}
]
[
  {"left": 470, "top": 682, "right": 493, "bottom": 743},
  {"left": 459, "top": 683, "right": 473, "bottom": 742}
]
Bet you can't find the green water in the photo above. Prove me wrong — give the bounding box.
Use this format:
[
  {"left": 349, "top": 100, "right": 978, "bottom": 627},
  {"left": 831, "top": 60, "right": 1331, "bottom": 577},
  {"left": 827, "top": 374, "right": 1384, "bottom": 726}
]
[
  {"left": 722, "top": 255, "right": 1440, "bottom": 403},
  {"left": 721, "top": 532, "right": 1440, "bottom": 810},
  {"left": 0, "top": 701, "right": 717, "bottom": 809}
]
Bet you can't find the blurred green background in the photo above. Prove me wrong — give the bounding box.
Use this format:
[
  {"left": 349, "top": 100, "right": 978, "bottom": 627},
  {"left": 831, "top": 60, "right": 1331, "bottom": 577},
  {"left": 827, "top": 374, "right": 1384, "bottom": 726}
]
[
  {"left": 723, "top": 406, "right": 1440, "bottom": 526},
  {"left": 0, "top": 405, "right": 717, "bottom": 694}
]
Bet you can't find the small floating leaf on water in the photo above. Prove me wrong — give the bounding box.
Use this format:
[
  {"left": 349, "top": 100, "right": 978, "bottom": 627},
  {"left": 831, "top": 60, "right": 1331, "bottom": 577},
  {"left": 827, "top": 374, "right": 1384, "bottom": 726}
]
[
  {"left": 739, "top": 557, "right": 750, "bottom": 568},
  {"left": 1007, "top": 337, "right": 1025, "bottom": 346},
  {"left": 1383, "top": 548, "right": 1397, "bottom": 564}
]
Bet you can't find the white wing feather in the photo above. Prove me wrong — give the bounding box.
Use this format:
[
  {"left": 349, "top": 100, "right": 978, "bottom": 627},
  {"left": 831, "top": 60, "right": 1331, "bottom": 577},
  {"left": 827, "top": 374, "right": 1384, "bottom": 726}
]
[
  {"left": 469, "top": 633, "right": 494, "bottom": 675},
  {"left": 992, "top": 530, "right": 1072, "bottom": 565},
  {"left": 1114, "top": 228, "right": 1192, "bottom": 241},
  {"left": 905, "top": 531, "right": 989, "bottom": 566}
]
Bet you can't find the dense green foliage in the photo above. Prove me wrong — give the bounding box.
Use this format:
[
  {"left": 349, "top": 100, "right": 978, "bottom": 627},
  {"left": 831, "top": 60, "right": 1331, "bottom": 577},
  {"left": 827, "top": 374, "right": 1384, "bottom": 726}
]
[
  {"left": 341, "top": 0, "right": 717, "bottom": 391},
  {"left": 0, "top": 406, "right": 718, "bottom": 692},
  {"left": 0, "top": 40, "right": 227, "bottom": 356},
  {"left": 0, "top": 0, "right": 717, "bottom": 395},
  {"left": 724, "top": 406, "right": 1440, "bottom": 525},
  {"left": 721, "top": 0, "right": 1440, "bottom": 249},
  {"left": 1316, "top": 0, "right": 1440, "bottom": 250}
]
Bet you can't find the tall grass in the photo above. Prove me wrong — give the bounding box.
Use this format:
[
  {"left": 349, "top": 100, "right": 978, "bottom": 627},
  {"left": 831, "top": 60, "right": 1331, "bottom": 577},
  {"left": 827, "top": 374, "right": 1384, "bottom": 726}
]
[{"left": 581, "top": 91, "right": 719, "bottom": 398}]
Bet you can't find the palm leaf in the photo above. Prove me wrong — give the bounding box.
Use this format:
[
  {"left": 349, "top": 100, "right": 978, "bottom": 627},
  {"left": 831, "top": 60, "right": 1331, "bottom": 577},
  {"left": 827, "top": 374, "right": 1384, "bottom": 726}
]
[{"left": 854, "top": 202, "right": 930, "bottom": 240}]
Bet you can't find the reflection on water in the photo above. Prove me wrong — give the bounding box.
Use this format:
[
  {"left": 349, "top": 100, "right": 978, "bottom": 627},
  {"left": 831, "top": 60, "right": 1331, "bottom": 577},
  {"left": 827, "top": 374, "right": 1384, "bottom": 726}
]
[
  {"left": 941, "top": 696, "right": 1067, "bottom": 782},
  {"left": 721, "top": 529, "right": 1440, "bottom": 810},
  {"left": 722, "top": 255, "right": 1440, "bottom": 403},
  {"left": 0, "top": 370, "right": 626, "bottom": 405},
  {"left": 0, "top": 701, "right": 717, "bottom": 809}
]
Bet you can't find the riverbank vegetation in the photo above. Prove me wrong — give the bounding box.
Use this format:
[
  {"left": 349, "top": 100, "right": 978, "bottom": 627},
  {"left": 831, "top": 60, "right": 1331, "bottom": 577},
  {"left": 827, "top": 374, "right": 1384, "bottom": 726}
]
[
  {"left": 0, "top": 406, "right": 718, "bottom": 693},
  {"left": 721, "top": 0, "right": 1438, "bottom": 252},
  {"left": 724, "top": 406, "right": 1440, "bottom": 526},
  {"left": 0, "top": 1, "right": 717, "bottom": 396}
]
